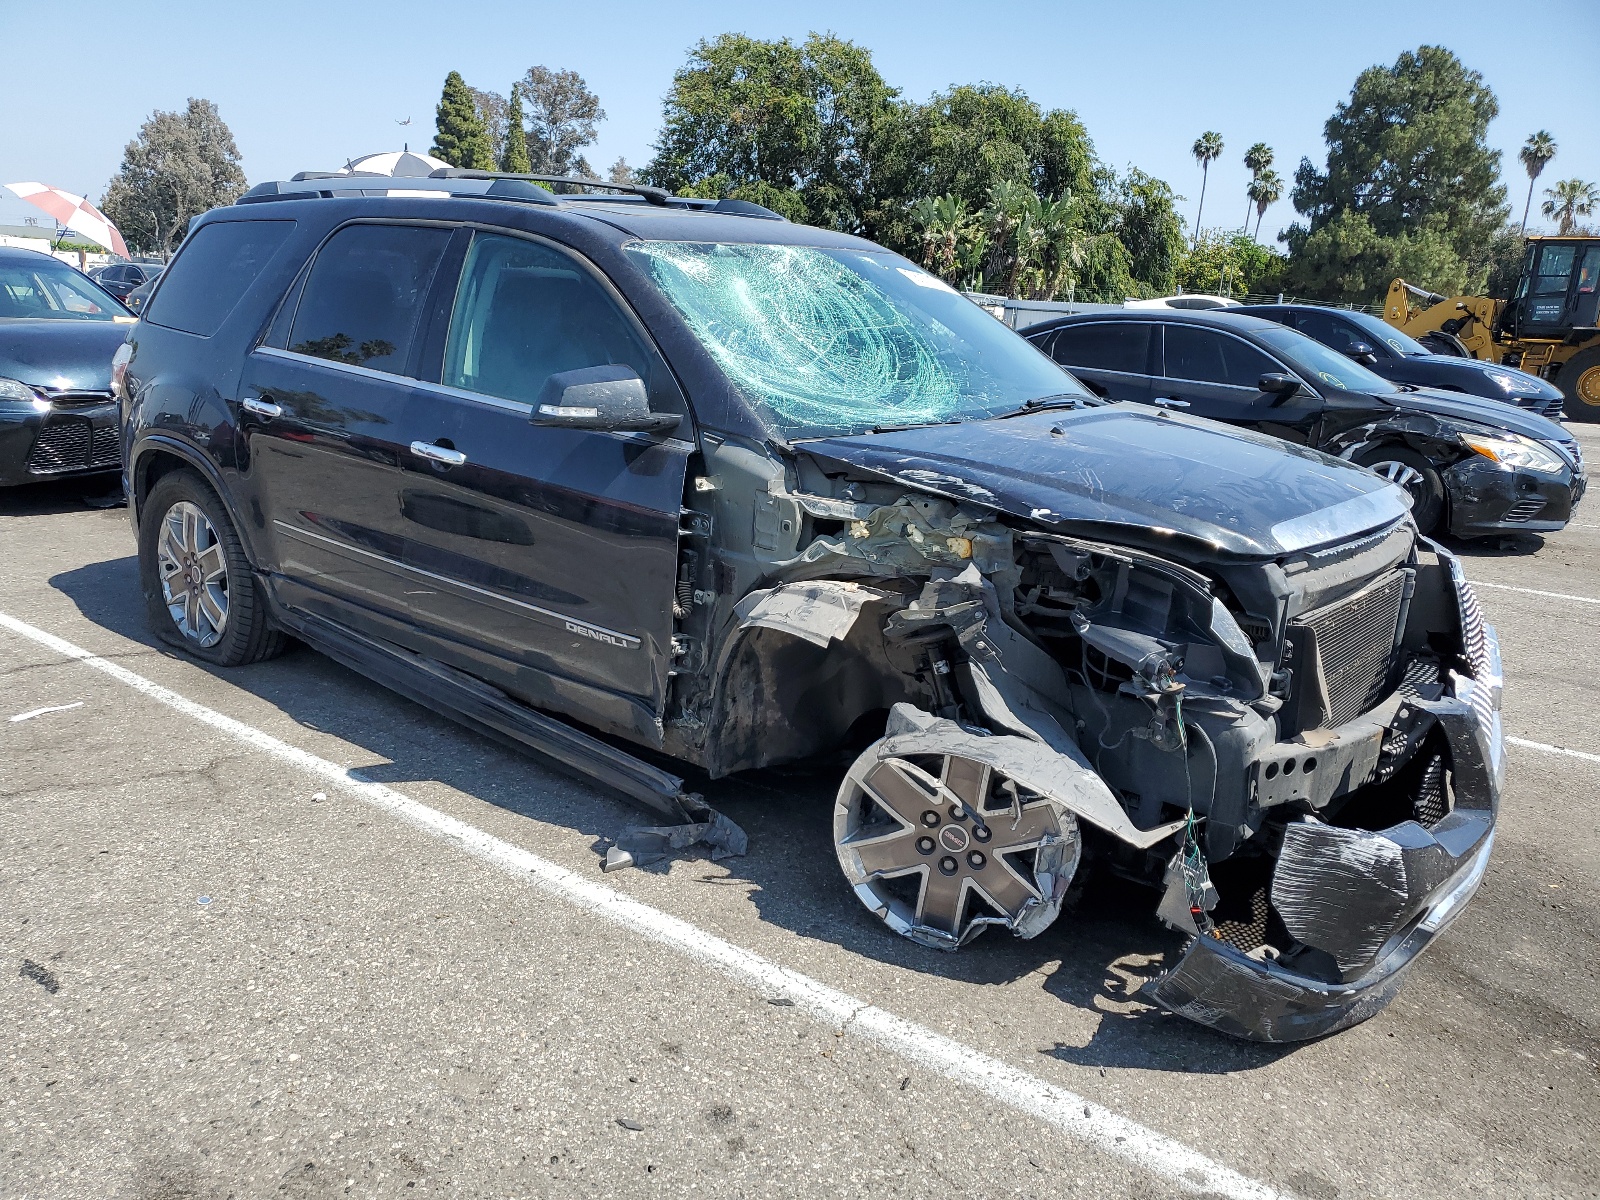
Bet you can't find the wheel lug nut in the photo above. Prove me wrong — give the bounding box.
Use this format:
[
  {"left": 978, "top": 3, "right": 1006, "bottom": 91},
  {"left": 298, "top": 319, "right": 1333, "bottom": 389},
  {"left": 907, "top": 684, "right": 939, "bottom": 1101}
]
[
  {"left": 947, "top": 805, "right": 967, "bottom": 822},
  {"left": 915, "top": 836, "right": 935, "bottom": 855},
  {"left": 967, "top": 851, "right": 986, "bottom": 870},
  {"left": 972, "top": 824, "right": 992, "bottom": 843},
  {"left": 937, "top": 856, "right": 958, "bottom": 876},
  {"left": 920, "top": 810, "right": 940, "bottom": 828}
]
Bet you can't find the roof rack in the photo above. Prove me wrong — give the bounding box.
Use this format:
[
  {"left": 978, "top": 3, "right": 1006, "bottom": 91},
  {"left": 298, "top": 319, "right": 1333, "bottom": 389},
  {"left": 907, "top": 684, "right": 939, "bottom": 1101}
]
[{"left": 430, "top": 169, "right": 676, "bottom": 206}]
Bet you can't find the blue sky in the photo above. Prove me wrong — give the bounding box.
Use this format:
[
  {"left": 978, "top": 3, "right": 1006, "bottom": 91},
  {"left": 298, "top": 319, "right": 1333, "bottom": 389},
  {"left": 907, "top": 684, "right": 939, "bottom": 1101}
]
[{"left": 3, "top": 0, "right": 1596, "bottom": 241}]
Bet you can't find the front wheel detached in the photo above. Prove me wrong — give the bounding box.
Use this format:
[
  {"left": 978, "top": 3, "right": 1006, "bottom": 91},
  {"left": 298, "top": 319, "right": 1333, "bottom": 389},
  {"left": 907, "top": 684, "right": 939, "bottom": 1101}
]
[{"left": 834, "top": 744, "right": 1080, "bottom": 951}]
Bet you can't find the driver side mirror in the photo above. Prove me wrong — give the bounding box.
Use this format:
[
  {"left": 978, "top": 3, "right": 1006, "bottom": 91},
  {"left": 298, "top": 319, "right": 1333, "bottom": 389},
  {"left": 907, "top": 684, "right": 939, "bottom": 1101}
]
[
  {"left": 1258, "top": 371, "right": 1301, "bottom": 397},
  {"left": 531, "top": 365, "right": 679, "bottom": 434},
  {"left": 1345, "top": 341, "right": 1380, "bottom": 365}
]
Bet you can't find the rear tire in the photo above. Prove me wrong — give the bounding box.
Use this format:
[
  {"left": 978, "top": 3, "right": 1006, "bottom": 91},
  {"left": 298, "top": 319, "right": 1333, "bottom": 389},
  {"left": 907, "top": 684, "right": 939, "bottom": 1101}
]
[
  {"left": 1355, "top": 445, "right": 1447, "bottom": 536},
  {"left": 138, "top": 469, "right": 285, "bottom": 666},
  {"left": 1558, "top": 347, "right": 1600, "bottom": 424}
]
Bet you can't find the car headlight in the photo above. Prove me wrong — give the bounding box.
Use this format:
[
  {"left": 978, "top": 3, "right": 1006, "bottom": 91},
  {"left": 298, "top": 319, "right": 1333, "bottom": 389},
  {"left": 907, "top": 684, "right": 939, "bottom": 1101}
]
[
  {"left": 1460, "top": 431, "right": 1566, "bottom": 473},
  {"left": 0, "top": 377, "right": 50, "bottom": 411}
]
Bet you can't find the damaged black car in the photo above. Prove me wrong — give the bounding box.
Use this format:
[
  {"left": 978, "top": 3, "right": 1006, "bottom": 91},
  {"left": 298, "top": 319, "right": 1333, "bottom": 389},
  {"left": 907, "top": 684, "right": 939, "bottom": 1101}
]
[
  {"left": 1028, "top": 309, "right": 1584, "bottom": 538},
  {"left": 119, "top": 173, "right": 1504, "bottom": 1043}
]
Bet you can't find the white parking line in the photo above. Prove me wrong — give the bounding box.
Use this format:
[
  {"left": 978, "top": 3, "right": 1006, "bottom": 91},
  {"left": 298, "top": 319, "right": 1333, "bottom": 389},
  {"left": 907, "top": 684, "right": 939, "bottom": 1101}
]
[
  {"left": 0, "top": 611, "right": 1288, "bottom": 1200},
  {"left": 1507, "top": 736, "right": 1600, "bottom": 765},
  {"left": 1470, "top": 580, "right": 1600, "bottom": 606}
]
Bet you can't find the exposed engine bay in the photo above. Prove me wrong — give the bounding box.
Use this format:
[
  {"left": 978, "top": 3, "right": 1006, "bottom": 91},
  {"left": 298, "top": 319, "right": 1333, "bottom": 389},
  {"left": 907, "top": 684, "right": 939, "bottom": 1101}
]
[{"left": 659, "top": 430, "right": 1503, "bottom": 1043}]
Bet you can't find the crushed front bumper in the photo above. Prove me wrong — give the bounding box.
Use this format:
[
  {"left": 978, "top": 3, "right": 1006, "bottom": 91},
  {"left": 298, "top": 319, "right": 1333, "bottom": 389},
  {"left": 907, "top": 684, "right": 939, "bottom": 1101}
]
[
  {"left": 1147, "top": 563, "right": 1503, "bottom": 1042},
  {"left": 1444, "top": 454, "right": 1581, "bottom": 536}
]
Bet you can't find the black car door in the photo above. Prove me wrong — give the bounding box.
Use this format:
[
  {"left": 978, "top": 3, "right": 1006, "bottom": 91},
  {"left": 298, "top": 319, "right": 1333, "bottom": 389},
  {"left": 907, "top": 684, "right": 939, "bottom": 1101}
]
[
  {"left": 1155, "top": 322, "right": 1324, "bottom": 443},
  {"left": 1040, "top": 321, "right": 1155, "bottom": 402},
  {"left": 371, "top": 228, "right": 691, "bottom": 740},
  {"left": 239, "top": 220, "right": 458, "bottom": 635}
]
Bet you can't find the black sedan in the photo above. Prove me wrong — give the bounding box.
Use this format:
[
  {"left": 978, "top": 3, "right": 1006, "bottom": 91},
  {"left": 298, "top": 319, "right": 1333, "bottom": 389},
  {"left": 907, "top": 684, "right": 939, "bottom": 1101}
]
[
  {"left": 1240, "top": 303, "right": 1566, "bottom": 420},
  {"left": 90, "top": 261, "right": 164, "bottom": 304},
  {"left": 1027, "top": 309, "right": 1584, "bottom": 537},
  {"left": 0, "top": 246, "right": 133, "bottom": 486}
]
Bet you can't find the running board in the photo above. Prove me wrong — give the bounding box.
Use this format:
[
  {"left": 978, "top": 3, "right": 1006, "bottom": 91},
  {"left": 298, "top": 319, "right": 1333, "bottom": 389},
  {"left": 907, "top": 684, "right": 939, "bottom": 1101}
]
[{"left": 274, "top": 608, "right": 700, "bottom": 822}]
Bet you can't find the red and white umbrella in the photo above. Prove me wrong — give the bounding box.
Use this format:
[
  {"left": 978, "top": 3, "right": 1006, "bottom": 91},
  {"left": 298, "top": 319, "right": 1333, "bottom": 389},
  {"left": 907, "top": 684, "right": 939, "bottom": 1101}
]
[{"left": 2, "top": 182, "right": 129, "bottom": 257}]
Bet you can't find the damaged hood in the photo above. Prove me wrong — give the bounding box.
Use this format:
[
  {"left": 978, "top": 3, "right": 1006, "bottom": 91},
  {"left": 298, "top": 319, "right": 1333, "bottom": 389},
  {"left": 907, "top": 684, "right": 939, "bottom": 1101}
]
[
  {"left": 801, "top": 404, "right": 1411, "bottom": 558},
  {"left": 1380, "top": 385, "right": 1573, "bottom": 444}
]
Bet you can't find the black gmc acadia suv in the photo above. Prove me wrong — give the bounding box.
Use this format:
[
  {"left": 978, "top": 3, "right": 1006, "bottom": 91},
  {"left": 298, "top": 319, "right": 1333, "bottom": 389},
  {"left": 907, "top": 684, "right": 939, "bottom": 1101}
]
[{"left": 118, "top": 171, "right": 1504, "bottom": 1042}]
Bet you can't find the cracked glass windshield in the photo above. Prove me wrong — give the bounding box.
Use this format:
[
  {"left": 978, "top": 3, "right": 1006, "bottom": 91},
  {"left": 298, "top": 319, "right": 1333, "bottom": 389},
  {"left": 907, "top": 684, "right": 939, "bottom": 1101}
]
[{"left": 628, "top": 241, "right": 1088, "bottom": 437}]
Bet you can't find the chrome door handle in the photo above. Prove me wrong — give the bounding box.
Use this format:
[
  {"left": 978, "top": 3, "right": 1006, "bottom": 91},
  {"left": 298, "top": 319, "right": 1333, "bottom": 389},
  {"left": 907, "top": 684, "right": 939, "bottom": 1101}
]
[
  {"left": 241, "top": 396, "right": 282, "bottom": 418},
  {"left": 1152, "top": 396, "right": 1190, "bottom": 408},
  {"left": 409, "top": 441, "right": 467, "bottom": 466}
]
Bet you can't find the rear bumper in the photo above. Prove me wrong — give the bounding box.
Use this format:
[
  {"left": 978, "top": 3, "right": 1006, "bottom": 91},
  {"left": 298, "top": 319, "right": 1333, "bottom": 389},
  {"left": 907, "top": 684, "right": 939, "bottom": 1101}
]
[
  {"left": 0, "top": 400, "right": 121, "bottom": 486},
  {"left": 1148, "top": 569, "right": 1503, "bottom": 1043}
]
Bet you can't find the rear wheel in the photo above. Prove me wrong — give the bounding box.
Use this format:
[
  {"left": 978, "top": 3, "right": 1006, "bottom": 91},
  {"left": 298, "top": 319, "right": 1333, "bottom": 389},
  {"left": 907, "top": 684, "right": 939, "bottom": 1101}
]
[
  {"left": 1558, "top": 347, "right": 1600, "bottom": 424},
  {"left": 138, "top": 470, "right": 285, "bottom": 666},
  {"left": 1356, "top": 445, "right": 1447, "bottom": 535}
]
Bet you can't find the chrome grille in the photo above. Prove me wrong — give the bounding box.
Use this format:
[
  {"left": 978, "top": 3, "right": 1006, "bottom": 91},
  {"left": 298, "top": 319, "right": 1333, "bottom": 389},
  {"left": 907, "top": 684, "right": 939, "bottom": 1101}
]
[
  {"left": 1504, "top": 498, "right": 1546, "bottom": 523},
  {"left": 1295, "top": 572, "right": 1408, "bottom": 727}
]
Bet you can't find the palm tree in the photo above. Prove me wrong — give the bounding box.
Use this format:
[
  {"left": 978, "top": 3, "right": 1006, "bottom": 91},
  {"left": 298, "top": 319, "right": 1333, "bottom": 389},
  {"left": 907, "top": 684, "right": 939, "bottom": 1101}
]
[
  {"left": 1249, "top": 169, "right": 1283, "bottom": 240},
  {"left": 1519, "top": 132, "right": 1558, "bottom": 233},
  {"left": 1542, "top": 179, "right": 1598, "bottom": 235},
  {"left": 1191, "top": 131, "right": 1224, "bottom": 247},
  {"left": 1242, "top": 142, "right": 1273, "bottom": 230}
]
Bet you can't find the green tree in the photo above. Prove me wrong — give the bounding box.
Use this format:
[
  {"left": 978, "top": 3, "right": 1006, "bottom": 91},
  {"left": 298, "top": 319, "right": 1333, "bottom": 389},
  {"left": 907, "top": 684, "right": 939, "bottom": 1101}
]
[
  {"left": 101, "top": 98, "right": 247, "bottom": 256},
  {"left": 607, "top": 158, "right": 635, "bottom": 185},
  {"left": 518, "top": 66, "right": 605, "bottom": 176},
  {"left": 501, "top": 86, "right": 531, "bottom": 173},
  {"left": 1108, "top": 168, "right": 1185, "bottom": 296},
  {"left": 1241, "top": 141, "right": 1272, "bottom": 229},
  {"left": 1285, "top": 46, "right": 1508, "bottom": 301},
  {"left": 431, "top": 71, "right": 494, "bottom": 170},
  {"left": 1176, "top": 231, "right": 1286, "bottom": 298},
  {"left": 1248, "top": 169, "right": 1282, "bottom": 239},
  {"left": 1542, "top": 179, "right": 1598, "bottom": 235},
  {"left": 1190, "top": 131, "right": 1223, "bottom": 245},
  {"left": 643, "top": 32, "right": 896, "bottom": 230},
  {"left": 1518, "top": 131, "right": 1557, "bottom": 233},
  {"left": 470, "top": 87, "right": 509, "bottom": 166}
]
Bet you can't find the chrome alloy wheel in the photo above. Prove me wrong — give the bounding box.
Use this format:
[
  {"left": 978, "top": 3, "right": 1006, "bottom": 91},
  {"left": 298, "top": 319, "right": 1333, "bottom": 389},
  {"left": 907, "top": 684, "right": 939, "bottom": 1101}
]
[
  {"left": 156, "top": 501, "right": 229, "bottom": 648},
  {"left": 834, "top": 749, "right": 1079, "bottom": 948},
  {"left": 1370, "top": 459, "right": 1425, "bottom": 491}
]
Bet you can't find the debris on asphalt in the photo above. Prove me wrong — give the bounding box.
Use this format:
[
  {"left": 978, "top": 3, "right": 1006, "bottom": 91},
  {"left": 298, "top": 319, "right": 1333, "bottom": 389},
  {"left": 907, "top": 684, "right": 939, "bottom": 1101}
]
[
  {"left": 311, "top": 792, "right": 327, "bottom": 803},
  {"left": 616, "top": 1118, "right": 645, "bottom": 1132},
  {"left": 19, "top": 959, "right": 59, "bottom": 994},
  {"left": 197, "top": 895, "right": 212, "bottom": 906},
  {"left": 9, "top": 701, "right": 84, "bottom": 724},
  {"left": 600, "top": 805, "right": 748, "bottom": 872},
  {"left": 767, "top": 997, "right": 795, "bottom": 1006}
]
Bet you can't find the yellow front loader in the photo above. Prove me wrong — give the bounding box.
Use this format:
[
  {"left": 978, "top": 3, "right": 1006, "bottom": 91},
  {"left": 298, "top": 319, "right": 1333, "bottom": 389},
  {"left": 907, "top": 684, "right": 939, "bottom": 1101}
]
[{"left": 1384, "top": 235, "right": 1600, "bottom": 421}]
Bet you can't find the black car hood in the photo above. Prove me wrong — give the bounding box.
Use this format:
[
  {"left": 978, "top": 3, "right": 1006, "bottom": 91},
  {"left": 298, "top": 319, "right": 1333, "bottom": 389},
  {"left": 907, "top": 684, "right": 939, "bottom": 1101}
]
[
  {"left": 1383, "top": 355, "right": 1563, "bottom": 402},
  {"left": 0, "top": 318, "right": 130, "bottom": 391},
  {"left": 800, "top": 405, "right": 1412, "bottom": 560},
  {"left": 1381, "top": 384, "right": 1571, "bottom": 442}
]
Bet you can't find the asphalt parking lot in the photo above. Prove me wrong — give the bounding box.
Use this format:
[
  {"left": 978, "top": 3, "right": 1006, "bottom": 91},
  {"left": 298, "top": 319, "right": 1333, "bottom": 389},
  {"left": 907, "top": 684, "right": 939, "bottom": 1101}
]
[{"left": 3, "top": 428, "right": 1598, "bottom": 1200}]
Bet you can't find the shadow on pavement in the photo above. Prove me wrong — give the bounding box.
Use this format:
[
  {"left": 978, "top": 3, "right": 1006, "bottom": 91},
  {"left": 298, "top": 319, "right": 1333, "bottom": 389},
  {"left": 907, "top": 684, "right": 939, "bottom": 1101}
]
[
  {"left": 48, "top": 553, "right": 1294, "bottom": 1074},
  {"left": 0, "top": 475, "right": 124, "bottom": 517}
]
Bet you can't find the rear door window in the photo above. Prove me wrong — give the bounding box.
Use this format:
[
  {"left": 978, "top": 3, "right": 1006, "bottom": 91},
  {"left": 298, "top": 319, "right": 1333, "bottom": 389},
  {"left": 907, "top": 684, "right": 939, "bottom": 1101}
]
[
  {"left": 144, "top": 220, "right": 295, "bottom": 337},
  {"left": 1047, "top": 323, "right": 1153, "bottom": 375},
  {"left": 442, "top": 232, "right": 663, "bottom": 407},
  {"left": 286, "top": 223, "right": 452, "bottom": 375},
  {"left": 1164, "top": 325, "right": 1278, "bottom": 387}
]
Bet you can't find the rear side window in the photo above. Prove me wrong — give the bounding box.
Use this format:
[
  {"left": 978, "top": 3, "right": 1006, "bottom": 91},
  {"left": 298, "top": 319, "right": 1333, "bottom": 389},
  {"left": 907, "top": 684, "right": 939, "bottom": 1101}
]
[
  {"left": 443, "top": 232, "right": 657, "bottom": 405},
  {"left": 1048, "top": 323, "right": 1152, "bottom": 374},
  {"left": 287, "top": 224, "right": 452, "bottom": 375},
  {"left": 1164, "top": 325, "right": 1278, "bottom": 388},
  {"left": 144, "top": 220, "right": 294, "bottom": 337},
  {"left": 1292, "top": 310, "right": 1367, "bottom": 356}
]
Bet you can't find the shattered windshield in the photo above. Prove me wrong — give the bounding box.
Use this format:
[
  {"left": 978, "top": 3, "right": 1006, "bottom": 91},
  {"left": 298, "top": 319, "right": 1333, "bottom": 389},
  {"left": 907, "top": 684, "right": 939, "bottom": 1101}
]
[{"left": 627, "top": 241, "right": 1088, "bottom": 437}]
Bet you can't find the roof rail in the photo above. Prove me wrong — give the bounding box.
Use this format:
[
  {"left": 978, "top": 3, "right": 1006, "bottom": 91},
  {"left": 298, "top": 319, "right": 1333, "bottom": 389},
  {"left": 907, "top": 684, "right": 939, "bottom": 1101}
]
[{"left": 430, "top": 169, "right": 675, "bottom": 207}]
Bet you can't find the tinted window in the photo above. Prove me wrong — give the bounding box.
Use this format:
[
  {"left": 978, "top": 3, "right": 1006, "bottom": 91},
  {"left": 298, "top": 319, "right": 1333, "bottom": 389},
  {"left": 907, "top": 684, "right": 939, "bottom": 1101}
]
[
  {"left": 1047, "top": 323, "right": 1153, "bottom": 374},
  {"left": 144, "top": 220, "right": 294, "bottom": 337},
  {"left": 1292, "top": 310, "right": 1370, "bottom": 355},
  {"left": 288, "top": 224, "right": 451, "bottom": 374},
  {"left": 444, "top": 233, "right": 657, "bottom": 405},
  {"left": 1164, "top": 325, "right": 1279, "bottom": 387}
]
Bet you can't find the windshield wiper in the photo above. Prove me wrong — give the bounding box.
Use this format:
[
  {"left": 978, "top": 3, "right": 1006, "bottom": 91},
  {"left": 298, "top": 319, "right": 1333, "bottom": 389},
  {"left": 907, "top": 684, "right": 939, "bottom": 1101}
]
[
  {"left": 988, "top": 393, "right": 1102, "bottom": 420},
  {"left": 868, "top": 417, "right": 964, "bottom": 434}
]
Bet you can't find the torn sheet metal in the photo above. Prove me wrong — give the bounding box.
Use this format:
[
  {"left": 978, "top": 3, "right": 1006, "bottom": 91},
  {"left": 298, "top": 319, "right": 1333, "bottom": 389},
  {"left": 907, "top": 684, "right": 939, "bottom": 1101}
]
[
  {"left": 734, "top": 580, "right": 889, "bottom": 648},
  {"left": 602, "top": 805, "right": 749, "bottom": 872}
]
